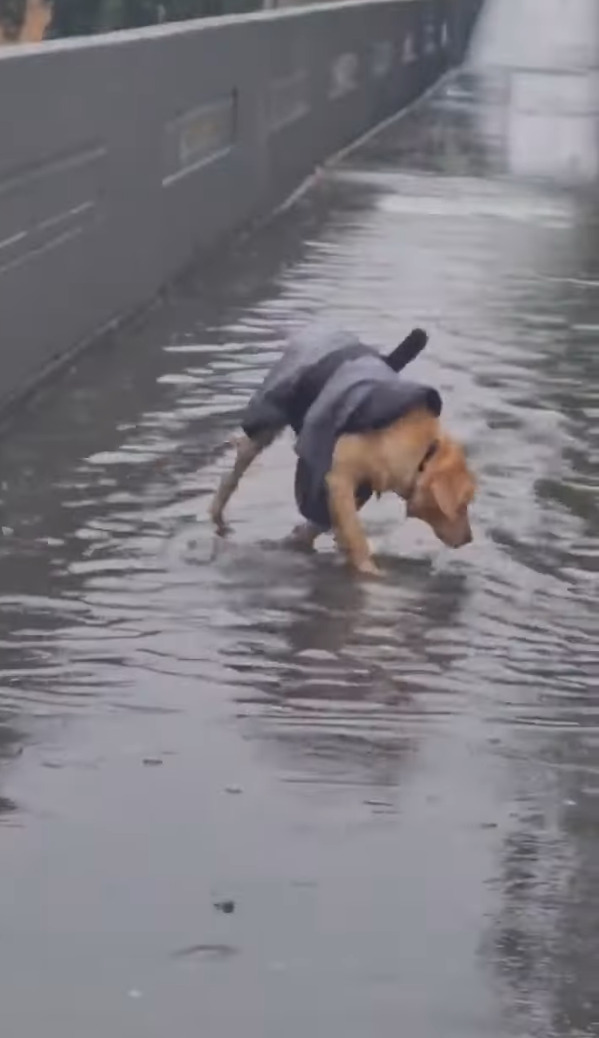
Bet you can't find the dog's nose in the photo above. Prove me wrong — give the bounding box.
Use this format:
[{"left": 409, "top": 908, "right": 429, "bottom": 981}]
[{"left": 450, "top": 526, "right": 472, "bottom": 549}]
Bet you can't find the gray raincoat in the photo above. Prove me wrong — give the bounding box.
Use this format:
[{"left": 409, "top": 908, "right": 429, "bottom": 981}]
[{"left": 241, "top": 323, "right": 442, "bottom": 529}]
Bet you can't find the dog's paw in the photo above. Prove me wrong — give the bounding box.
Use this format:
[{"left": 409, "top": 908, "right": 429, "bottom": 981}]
[
  {"left": 283, "top": 524, "right": 318, "bottom": 553},
  {"left": 354, "top": 559, "right": 383, "bottom": 578},
  {"left": 210, "top": 511, "right": 231, "bottom": 537}
]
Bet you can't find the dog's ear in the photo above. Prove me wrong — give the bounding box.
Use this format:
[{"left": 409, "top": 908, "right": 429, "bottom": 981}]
[
  {"left": 424, "top": 443, "right": 475, "bottom": 520},
  {"left": 430, "top": 470, "right": 473, "bottom": 520}
]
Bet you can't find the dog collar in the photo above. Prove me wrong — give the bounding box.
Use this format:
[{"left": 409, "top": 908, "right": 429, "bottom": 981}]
[{"left": 406, "top": 439, "right": 439, "bottom": 501}]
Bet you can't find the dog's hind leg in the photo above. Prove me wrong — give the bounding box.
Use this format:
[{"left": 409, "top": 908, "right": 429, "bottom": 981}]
[
  {"left": 210, "top": 429, "right": 278, "bottom": 533},
  {"left": 284, "top": 520, "right": 324, "bottom": 552}
]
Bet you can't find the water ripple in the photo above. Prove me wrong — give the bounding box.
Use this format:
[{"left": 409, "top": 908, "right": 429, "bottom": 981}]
[{"left": 0, "top": 60, "right": 598, "bottom": 1038}]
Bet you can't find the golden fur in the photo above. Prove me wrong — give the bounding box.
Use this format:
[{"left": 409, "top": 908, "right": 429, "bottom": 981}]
[
  {"left": 210, "top": 407, "right": 475, "bottom": 576},
  {"left": 324, "top": 407, "right": 475, "bottom": 574}
]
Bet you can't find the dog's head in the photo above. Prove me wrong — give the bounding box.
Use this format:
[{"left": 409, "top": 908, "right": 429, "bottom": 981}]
[{"left": 406, "top": 436, "right": 475, "bottom": 548}]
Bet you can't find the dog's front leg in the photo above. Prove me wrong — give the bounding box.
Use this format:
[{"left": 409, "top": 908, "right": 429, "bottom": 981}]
[{"left": 326, "top": 470, "right": 381, "bottom": 577}]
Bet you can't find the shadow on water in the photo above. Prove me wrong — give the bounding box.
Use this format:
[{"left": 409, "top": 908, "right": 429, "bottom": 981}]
[
  {"left": 0, "top": 2, "right": 598, "bottom": 1033},
  {"left": 225, "top": 553, "right": 471, "bottom": 787}
]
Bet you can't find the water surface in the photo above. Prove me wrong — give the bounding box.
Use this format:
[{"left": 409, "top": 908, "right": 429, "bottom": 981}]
[{"left": 0, "top": 14, "right": 598, "bottom": 1037}]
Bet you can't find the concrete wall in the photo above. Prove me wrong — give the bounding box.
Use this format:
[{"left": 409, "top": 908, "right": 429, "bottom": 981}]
[{"left": 0, "top": 0, "right": 481, "bottom": 412}]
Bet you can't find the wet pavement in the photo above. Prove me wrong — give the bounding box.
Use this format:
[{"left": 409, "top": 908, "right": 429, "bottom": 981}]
[{"left": 1, "top": 5, "right": 599, "bottom": 1036}]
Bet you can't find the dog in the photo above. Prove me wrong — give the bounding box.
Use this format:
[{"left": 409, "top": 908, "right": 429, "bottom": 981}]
[{"left": 210, "top": 324, "right": 475, "bottom": 576}]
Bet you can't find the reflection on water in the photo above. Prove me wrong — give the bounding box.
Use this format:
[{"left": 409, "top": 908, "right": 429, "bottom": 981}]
[
  {"left": 469, "top": 0, "right": 599, "bottom": 184},
  {"left": 0, "top": 6, "right": 598, "bottom": 1036}
]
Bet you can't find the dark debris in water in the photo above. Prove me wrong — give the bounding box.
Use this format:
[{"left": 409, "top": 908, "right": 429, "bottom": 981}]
[{"left": 213, "top": 898, "right": 235, "bottom": 914}]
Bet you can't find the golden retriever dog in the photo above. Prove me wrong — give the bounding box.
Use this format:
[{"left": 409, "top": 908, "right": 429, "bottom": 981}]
[{"left": 210, "top": 325, "right": 475, "bottom": 576}]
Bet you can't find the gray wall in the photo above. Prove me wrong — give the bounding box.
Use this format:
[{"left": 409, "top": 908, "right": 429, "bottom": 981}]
[{"left": 0, "top": 0, "right": 481, "bottom": 412}]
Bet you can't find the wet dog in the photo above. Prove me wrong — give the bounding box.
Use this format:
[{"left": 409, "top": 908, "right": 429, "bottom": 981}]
[{"left": 210, "top": 325, "right": 475, "bottom": 575}]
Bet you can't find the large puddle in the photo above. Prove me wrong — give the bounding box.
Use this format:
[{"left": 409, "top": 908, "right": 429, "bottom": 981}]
[{"left": 0, "top": 12, "right": 598, "bottom": 1036}]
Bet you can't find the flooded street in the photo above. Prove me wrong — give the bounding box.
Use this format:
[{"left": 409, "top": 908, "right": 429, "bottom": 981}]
[{"left": 1, "top": 5, "right": 598, "bottom": 1036}]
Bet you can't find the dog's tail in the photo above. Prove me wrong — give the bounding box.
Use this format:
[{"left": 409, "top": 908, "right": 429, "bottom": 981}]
[{"left": 384, "top": 328, "right": 428, "bottom": 373}]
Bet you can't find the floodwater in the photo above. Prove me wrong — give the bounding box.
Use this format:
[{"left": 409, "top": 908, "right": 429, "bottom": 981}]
[{"left": 1, "top": 6, "right": 598, "bottom": 1038}]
